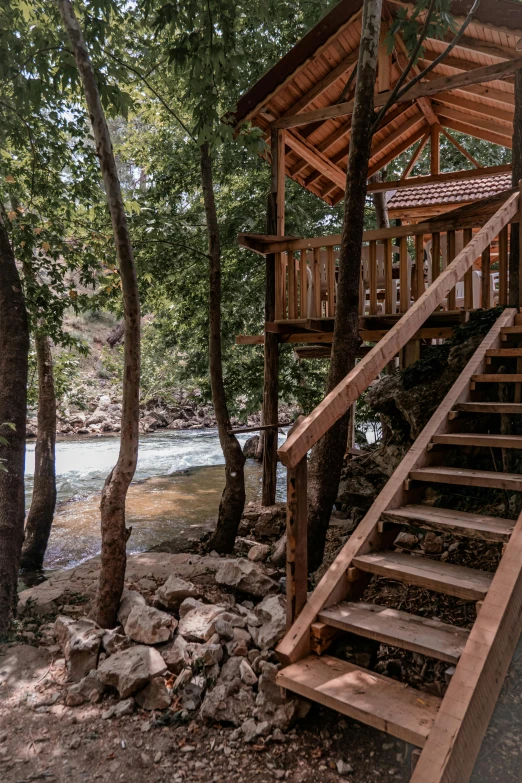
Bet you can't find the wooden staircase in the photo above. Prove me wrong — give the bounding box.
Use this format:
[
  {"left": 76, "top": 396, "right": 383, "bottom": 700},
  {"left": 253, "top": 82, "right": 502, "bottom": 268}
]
[{"left": 276, "top": 305, "right": 522, "bottom": 782}]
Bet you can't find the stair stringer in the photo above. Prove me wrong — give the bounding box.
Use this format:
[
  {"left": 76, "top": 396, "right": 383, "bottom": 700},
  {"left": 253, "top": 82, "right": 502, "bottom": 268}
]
[{"left": 276, "top": 307, "right": 516, "bottom": 668}]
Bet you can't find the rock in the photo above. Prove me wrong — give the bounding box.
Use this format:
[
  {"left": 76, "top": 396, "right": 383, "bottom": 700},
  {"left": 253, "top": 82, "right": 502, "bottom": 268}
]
[
  {"left": 135, "top": 678, "right": 171, "bottom": 711},
  {"left": 241, "top": 718, "right": 269, "bottom": 743},
  {"left": 54, "top": 616, "right": 104, "bottom": 682},
  {"left": 257, "top": 662, "right": 284, "bottom": 705},
  {"left": 336, "top": 760, "right": 353, "bottom": 776},
  {"left": 271, "top": 534, "right": 287, "bottom": 567},
  {"left": 161, "top": 635, "right": 223, "bottom": 673},
  {"left": 394, "top": 531, "right": 418, "bottom": 550},
  {"left": 254, "top": 508, "right": 284, "bottom": 538},
  {"left": 18, "top": 585, "right": 70, "bottom": 616},
  {"left": 97, "top": 646, "right": 167, "bottom": 698},
  {"left": 117, "top": 591, "right": 147, "bottom": 625},
  {"left": 200, "top": 679, "right": 256, "bottom": 726},
  {"left": 242, "top": 435, "right": 260, "bottom": 459},
  {"left": 124, "top": 604, "right": 177, "bottom": 645},
  {"left": 102, "top": 698, "right": 135, "bottom": 719},
  {"left": 102, "top": 629, "right": 132, "bottom": 655},
  {"left": 250, "top": 595, "right": 286, "bottom": 650},
  {"left": 247, "top": 543, "right": 270, "bottom": 563},
  {"left": 422, "top": 531, "right": 444, "bottom": 554},
  {"left": 219, "top": 656, "right": 244, "bottom": 683},
  {"left": 215, "top": 558, "right": 278, "bottom": 598},
  {"left": 179, "top": 597, "right": 205, "bottom": 617},
  {"left": 239, "top": 660, "right": 258, "bottom": 686},
  {"left": 155, "top": 576, "right": 200, "bottom": 609},
  {"left": 65, "top": 670, "right": 106, "bottom": 706},
  {"left": 178, "top": 604, "right": 227, "bottom": 642},
  {"left": 214, "top": 617, "right": 234, "bottom": 641}
]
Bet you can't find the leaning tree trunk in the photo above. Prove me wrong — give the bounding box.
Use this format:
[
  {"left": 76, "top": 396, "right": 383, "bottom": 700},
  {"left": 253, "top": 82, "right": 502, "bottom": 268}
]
[
  {"left": 57, "top": 0, "right": 141, "bottom": 628},
  {"left": 0, "top": 217, "right": 29, "bottom": 634},
  {"left": 200, "top": 141, "right": 246, "bottom": 553},
  {"left": 509, "top": 68, "right": 522, "bottom": 307},
  {"left": 307, "top": 0, "right": 383, "bottom": 571},
  {"left": 20, "top": 333, "right": 57, "bottom": 571}
]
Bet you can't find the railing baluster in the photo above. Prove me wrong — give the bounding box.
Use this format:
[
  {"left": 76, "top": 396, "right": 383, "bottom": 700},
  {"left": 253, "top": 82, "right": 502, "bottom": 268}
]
[
  {"left": 432, "top": 231, "right": 440, "bottom": 282},
  {"left": 384, "top": 238, "right": 392, "bottom": 314},
  {"left": 447, "top": 230, "right": 456, "bottom": 310},
  {"left": 415, "top": 234, "right": 424, "bottom": 301},
  {"left": 288, "top": 250, "right": 296, "bottom": 319},
  {"left": 300, "top": 252, "right": 308, "bottom": 318},
  {"left": 481, "top": 245, "right": 491, "bottom": 308},
  {"left": 313, "top": 248, "right": 321, "bottom": 317},
  {"left": 286, "top": 455, "right": 308, "bottom": 629},
  {"left": 369, "top": 240, "right": 377, "bottom": 315},
  {"left": 499, "top": 225, "right": 508, "bottom": 306},
  {"left": 463, "top": 227, "right": 474, "bottom": 309},
  {"left": 327, "top": 245, "right": 335, "bottom": 317},
  {"left": 275, "top": 253, "right": 283, "bottom": 321},
  {"left": 359, "top": 263, "right": 365, "bottom": 315},
  {"left": 399, "top": 236, "right": 409, "bottom": 313}
]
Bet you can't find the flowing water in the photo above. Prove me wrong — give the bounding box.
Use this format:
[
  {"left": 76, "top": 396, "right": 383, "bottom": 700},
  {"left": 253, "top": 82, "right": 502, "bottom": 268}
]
[{"left": 24, "top": 429, "right": 286, "bottom": 571}]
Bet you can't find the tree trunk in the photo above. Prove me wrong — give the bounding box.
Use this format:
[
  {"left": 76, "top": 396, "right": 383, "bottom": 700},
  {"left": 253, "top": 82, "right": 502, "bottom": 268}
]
[
  {"left": 201, "top": 141, "right": 246, "bottom": 553},
  {"left": 307, "top": 0, "right": 382, "bottom": 572},
  {"left": 0, "top": 217, "right": 29, "bottom": 634},
  {"left": 370, "top": 170, "right": 389, "bottom": 229},
  {"left": 509, "top": 69, "right": 522, "bottom": 307},
  {"left": 57, "top": 0, "right": 141, "bottom": 628},
  {"left": 20, "top": 333, "right": 57, "bottom": 571}
]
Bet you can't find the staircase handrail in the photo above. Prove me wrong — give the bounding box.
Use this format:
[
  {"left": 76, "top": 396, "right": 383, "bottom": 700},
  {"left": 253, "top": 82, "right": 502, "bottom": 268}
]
[{"left": 278, "top": 190, "right": 520, "bottom": 470}]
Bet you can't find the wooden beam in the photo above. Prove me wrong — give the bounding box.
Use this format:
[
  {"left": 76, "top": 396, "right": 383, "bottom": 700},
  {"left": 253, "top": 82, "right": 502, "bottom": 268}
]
[
  {"left": 367, "top": 125, "right": 428, "bottom": 179},
  {"left": 277, "top": 193, "right": 519, "bottom": 469},
  {"left": 393, "top": 36, "right": 439, "bottom": 127},
  {"left": 378, "top": 26, "right": 392, "bottom": 93},
  {"left": 284, "top": 130, "right": 346, "bottom": 190},
  {"left": 435, "top": 104, "right": 513, "bottom": 139},
  {"left": 439, "top": 127, "right": 484, "bottom": 169},
  {"left": 430, "top": 124, "right": 440, "bottom": 176},
  {"left": 434, "top": 92, "right": 514, "bottom": 126},
  {"left": 401, "top": 132, "right": 430, "bottom": 179},
  {"left": 370, "top": 113, "right": 426, "bottom": 159},
  {"left": 280, "top": 51, "right": 359, "bottom": 120},
  {"left": 272, "top": 56, "right": 522, "bottom": 131},
  {"left": 440, "top": 117, "right": 512, "bottom": 149}
]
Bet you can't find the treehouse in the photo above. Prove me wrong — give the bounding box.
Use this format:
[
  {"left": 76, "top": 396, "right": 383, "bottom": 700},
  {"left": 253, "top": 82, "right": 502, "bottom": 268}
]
[{"left": 234, "top": 3, "right": 522, "bottom": 782}]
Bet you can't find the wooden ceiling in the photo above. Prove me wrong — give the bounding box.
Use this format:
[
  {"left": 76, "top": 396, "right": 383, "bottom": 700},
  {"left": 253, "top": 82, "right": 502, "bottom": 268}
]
[{"left": 233, "top": 0, "right": 521, "bottom": 206}]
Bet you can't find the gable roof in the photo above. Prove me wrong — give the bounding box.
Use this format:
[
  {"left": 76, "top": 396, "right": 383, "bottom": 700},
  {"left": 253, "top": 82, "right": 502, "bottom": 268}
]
[{"left": 234, "top": 0, "right": 520, "bottom": 206}]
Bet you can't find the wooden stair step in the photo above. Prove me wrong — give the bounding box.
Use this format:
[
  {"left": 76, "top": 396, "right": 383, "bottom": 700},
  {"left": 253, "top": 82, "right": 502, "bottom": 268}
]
[
  {"left": 501, "top": 325, "right": 522, "bottom": 335},
  {"left": 409, "top": 465, "right": 522, "bottom": 491},
  {"left": 381, "top": 504, "right": 513, "bottom": 543},
  {"left": 276, "top": 654, "right": 441, "bottom": 747},
  {"left": 471, "top": 374, "right": 522, "bottom": 383},
  {"left": 318, "top": 601, "right": 469, "bottom": 664},
  {"left": 431, "top": 433, "right": 522, "bottom": 449},
  {"left": 353, "top": 551, "right": 492, "bottom": 600},
  {"left": 453, "top": 402, "right": 522, "bottom": 414},
  {"left": 486, "top": 348, "right": 522, "bottom": 357}
]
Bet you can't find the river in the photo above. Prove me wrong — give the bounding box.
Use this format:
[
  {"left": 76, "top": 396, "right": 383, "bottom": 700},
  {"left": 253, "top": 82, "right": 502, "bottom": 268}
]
[{"left": 24, "top": 429, "right": 286, "bottom": 572}]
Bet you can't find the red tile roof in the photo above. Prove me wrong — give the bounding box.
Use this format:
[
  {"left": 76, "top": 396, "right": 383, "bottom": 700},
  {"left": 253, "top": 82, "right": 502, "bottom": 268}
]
[{"left": 387, "top": 173, "right": 512, "bottom": 211}]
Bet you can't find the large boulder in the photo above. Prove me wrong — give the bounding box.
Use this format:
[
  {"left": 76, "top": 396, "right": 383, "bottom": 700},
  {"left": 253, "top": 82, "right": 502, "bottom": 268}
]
[
  {"left": 161, "top": 635, "right": 223, "bottom": 674},
  {"left": 250, "top": 595, "right": 286, "bottom": 650},
  {"left": 215, "top": 558, "right": 279, "bottom": 598},
  {"left": 155, "top": 575, "right": 200, "bottom": 609},
  {"left": 54, "top": 616, "right": 104, "bottom": 682},
  {"left": 123, "top": 604, "right": 177, "bottom": 645},
  {"left": 97, "top": 645, "right": 167, "bottom": 698}
]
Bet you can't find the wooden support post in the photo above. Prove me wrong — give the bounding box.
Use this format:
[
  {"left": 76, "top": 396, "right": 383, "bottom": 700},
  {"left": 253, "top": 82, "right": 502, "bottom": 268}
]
[
  {"left": 327, "top": 245, "right": 336, "bottom": 317},
  {"left": 431, "top": 231, "right": 440, "bottom": 286},
  {"left": 499, "top": 225, "right": 508, "bottom": 306},
  {"left": 463, "top": 228, "right": 474, "bottom": 310},
  {"left": 430, "top": 124, "right": 440, "bottom": 176},
  {"left": 262, "top": 129, "right": 284, "bottom": 507},
  {"left": 369, "top": 240, "right": 377, "bottom": 315},
  {"left": 288, "top": 251, "right": 297, "bottom": 319},
  {"left": 384, "top": 238, "right": 393, "bottom": 314},
  {"left": 447, "top": 230, "right": 456, "bottom": 311},
  {"left": 481, "top": 245, "right": 491, "bottom": 308},
  {"left": 313, "top": 247, "right": 321, "bottom": 317},
  {"left": 519, "top": 181, "right": 522, "bottom": 306},
  {"left": 399, "top": 236, "right": 409, "bottom": 313},
  {"left": 286, "top": 455, "right": 308, "bottom": 628},
  {"left": 415, "top": 234, "right": 424, "bottom": 301},
  {"left": 299, "top": 253, "right": 308, "bottom": 318}
]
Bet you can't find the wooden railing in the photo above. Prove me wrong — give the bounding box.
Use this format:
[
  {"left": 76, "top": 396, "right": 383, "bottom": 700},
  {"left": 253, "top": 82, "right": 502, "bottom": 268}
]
[
  {"left": 278, "top": 189, "right": 520, "bottom": 633},
  {"left": 270, "top": 216, "right": 510, "bottom": 321}
]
